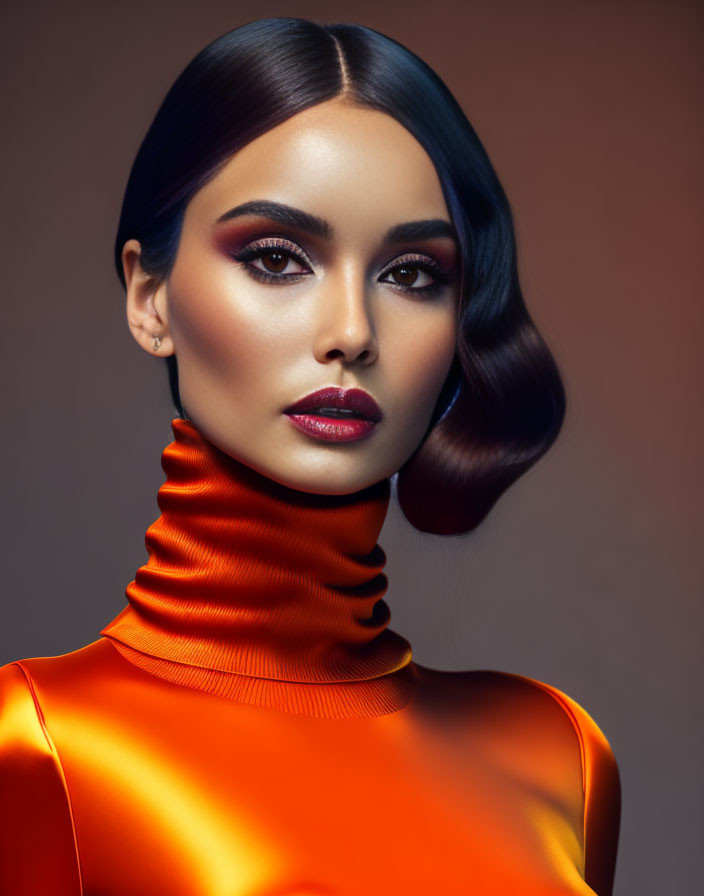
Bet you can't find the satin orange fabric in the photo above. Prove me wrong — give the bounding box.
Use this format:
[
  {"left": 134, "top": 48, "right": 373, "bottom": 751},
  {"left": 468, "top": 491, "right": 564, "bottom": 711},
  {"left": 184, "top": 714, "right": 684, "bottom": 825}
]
[
  {"left": 0, "top": 420, "right": 620, "bottom": 895},
  {"left": 100, "top": 418, "right": 414, "bottom": 719}
]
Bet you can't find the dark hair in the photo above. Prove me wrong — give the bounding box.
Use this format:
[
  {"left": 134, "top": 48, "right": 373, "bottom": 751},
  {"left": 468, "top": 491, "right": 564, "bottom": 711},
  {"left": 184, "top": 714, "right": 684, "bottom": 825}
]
[{"left": 115, "top": 16, "right": 566, "bottom": 536}]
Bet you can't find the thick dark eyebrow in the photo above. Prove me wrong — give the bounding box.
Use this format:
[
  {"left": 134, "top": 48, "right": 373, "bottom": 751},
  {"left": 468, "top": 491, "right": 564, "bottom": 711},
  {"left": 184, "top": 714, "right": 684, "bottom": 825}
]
[
  {"left": 215, "top": 200, "right": 331, "bottom": 238},
  {"left": 215, "top": 199, "right": 456, "bottom": 245},
  {"left": 381, "top": 219, "right": 456, "bottom": 244}
]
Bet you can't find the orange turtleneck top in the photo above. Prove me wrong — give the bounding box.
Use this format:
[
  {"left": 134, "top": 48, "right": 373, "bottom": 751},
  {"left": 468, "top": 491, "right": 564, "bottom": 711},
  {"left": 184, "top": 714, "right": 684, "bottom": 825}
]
[{"left": 0, "top": 419, "right": 620, "bottom": 895}]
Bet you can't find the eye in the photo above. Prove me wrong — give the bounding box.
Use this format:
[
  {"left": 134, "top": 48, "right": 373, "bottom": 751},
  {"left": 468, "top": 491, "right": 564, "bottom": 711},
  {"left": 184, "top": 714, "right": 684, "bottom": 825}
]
[
  {"left": 378, "top": 254, "right": 452, "bottom": 294},
  {"left": 232, "top": 238, "right": 313, "bottom": 282},
  {"left": 382, "top": 263, "right": 436, "bottom": 289},
  {"left": 250, "top": 248, "right": 308, "bottom": 276}
]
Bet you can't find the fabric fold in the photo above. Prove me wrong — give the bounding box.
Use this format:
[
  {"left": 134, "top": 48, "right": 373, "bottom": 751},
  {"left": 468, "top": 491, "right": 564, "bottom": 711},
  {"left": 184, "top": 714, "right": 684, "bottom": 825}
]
[{"left": 101, "top": 418, "right": 414, "bottom": 718}]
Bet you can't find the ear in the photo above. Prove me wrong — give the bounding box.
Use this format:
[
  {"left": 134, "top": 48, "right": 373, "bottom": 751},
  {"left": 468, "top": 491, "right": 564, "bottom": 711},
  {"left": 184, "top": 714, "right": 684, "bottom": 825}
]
[{"left": 122, "top": 239, "right": 175, "bottom": 357}]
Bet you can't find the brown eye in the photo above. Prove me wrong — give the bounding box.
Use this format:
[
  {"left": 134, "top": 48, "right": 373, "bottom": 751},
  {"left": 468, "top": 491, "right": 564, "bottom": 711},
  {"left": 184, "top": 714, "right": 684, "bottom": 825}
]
[
  {"left": 380, "top": 257, "right": 443, "bottom": 292},
  {"left": 241, "top": 243, "right": 311, "bottom": 279},
  {"left": 392, "top": 264, "right": 419, "bottom": 287},
  {"left": 261, "top": 251, "right": 288, "bottom": 273}
]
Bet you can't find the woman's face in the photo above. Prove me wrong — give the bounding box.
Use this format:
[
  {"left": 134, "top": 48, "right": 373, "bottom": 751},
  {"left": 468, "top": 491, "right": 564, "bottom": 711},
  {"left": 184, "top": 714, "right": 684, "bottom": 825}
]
[{"left": 124, "top": 98, "right": 459, "bottom": 494}]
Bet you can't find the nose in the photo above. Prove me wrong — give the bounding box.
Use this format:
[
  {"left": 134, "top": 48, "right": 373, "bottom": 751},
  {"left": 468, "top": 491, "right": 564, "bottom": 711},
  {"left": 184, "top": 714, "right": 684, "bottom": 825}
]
[{"left": 312, "top": 266, "right": 378, "bottom": 366}]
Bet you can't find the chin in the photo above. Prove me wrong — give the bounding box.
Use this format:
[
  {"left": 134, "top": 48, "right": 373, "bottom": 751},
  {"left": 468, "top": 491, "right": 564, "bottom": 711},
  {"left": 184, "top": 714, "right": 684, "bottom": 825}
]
[
  {"left": 199, "top": 422, "right": 406, "bottom": 496},
  {"left": 266, "top": 465, "right": 387, "bottom": 497},
  {"left": 241, "top": 449, "right": 392, "bottom": 496}
]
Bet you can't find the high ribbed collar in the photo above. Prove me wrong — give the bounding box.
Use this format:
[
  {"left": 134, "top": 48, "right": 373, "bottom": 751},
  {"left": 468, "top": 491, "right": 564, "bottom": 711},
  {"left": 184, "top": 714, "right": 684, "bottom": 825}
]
[{"left": 100, "top": 418, "right": 415, "bottom": 719}]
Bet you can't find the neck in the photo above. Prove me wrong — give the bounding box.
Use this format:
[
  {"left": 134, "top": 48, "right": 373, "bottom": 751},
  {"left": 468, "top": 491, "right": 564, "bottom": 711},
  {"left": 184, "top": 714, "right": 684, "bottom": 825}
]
[{"left": 101, "top": 418, "right": 415, "bottom": 718}]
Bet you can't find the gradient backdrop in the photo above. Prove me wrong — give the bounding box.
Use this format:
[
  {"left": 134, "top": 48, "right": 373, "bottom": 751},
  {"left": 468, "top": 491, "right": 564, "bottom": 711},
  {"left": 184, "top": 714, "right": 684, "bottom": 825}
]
[{"left": 1, "top": 1, "right": 701, "bottom": 894}]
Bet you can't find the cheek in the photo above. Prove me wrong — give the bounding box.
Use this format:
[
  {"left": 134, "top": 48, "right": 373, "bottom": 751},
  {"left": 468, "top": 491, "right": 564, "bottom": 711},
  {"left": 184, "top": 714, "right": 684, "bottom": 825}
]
[
  {"left": 166, "top": 263, "right": 295, "bottom": 390},
  {"left": 391, "top": 315, "right": 457, "bottom": 417}
]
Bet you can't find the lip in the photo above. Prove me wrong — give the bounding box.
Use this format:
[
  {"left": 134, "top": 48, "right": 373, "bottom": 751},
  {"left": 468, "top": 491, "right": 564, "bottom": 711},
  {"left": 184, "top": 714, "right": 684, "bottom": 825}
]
[
  {"left": 283, "top": 387, "right": 383, "bottom": 443},
  {"left": 285, "top": 387, "right": 383, "bottom": 420}
]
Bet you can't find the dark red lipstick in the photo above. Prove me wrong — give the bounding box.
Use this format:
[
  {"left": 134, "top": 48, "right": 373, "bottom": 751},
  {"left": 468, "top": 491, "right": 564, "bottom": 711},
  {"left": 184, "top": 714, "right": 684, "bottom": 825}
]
[{"left": 283, "top": 387, "right": 383, "bottom": 443}]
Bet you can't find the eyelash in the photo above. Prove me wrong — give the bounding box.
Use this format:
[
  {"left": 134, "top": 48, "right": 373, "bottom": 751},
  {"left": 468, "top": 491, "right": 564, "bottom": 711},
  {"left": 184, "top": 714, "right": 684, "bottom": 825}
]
[{"left": 231, "top": 238, "right": 453, "bottom": 297}]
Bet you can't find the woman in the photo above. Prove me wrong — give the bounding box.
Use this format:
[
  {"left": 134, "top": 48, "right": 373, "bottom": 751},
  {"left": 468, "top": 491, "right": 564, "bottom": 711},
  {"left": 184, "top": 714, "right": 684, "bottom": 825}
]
[{"left": 0, "top": 17, "right": 620, "bottom": 895}]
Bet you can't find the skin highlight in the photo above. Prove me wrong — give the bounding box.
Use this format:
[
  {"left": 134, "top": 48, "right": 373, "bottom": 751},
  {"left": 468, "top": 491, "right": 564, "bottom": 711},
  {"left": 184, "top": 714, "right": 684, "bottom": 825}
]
[{"left": 123, "top": 98, "right": 460, "bottom": 495}]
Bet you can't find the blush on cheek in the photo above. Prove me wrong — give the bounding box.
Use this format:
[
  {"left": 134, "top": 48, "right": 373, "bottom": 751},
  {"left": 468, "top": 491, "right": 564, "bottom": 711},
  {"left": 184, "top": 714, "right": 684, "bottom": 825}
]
[
  {"left": 412, "top": 329, "right": 457, "bottom": 401},
  {"left": 172, "top": 311, "right": 231, "bottom": 370},
  {"left": 393, "top": 335, "right": 456, "bottom": 462},
  {"left": 166, "top": 250, "right": 259, "bottom": 366}
]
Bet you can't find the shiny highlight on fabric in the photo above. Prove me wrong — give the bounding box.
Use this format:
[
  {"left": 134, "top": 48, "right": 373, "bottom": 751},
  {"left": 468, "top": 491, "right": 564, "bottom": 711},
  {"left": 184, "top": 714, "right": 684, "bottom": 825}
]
[{"left": 101, "top": 418, "right": 414, "bottom": 718}]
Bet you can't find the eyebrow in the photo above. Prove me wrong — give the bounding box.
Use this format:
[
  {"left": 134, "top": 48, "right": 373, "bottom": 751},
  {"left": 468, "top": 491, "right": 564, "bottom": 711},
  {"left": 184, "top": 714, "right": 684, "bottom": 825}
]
[{"left": 215, "top": 200, "right": 456, "bottom": 245}]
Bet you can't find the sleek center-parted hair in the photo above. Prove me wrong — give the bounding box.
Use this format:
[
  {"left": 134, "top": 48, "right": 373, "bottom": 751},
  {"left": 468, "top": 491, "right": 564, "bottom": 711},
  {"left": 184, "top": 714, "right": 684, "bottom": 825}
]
[{"left": 115, "top": 16, "right": 566, "bottom": 536}]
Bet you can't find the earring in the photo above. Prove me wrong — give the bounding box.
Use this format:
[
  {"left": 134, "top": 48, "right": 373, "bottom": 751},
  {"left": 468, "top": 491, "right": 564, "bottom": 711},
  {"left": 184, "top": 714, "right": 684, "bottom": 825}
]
[{"left": 151, "top": 335, "right": 162, "bottom": 352}]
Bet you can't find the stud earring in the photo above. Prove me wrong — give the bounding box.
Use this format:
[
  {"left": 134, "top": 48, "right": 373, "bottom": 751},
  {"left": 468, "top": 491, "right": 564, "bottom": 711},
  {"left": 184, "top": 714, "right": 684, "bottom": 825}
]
[{"left": 151, "top": 335, "right": 162, "bottom": 352}]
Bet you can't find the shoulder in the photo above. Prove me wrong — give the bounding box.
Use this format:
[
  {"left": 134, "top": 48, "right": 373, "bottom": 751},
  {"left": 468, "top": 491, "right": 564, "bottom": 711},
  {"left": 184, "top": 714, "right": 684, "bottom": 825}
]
[
  {"left": 488, "top": 669, "right": 621, "bottom": 781},
  {"left": 417, "top": 664, "right": 593, "bottom": 768},
  {"left": 0, "top": 638, "right": 136, "bottom": 748},
  {"left": 2, "top": 637, "right": 134, "bottom": 700},
  {"left": 469, "top": 668, "right": 621, "bottom": 896},
  {"left": 413, "top": 664, "right": 587, "bottom": 815},
  {"left": 495, "top": 673, "right": 622, "bottom": 823},
  {"left": 413, "top": 664, "right": 621, "bottom": 894},
  {"left": 0, "top": 659, "right": 49, "bottom": 747},
  {"left": 0, "top": 653, "right": 78, "bottom": 762},
  {"left": 0, "top": 660, "right": 84, "bottom": 892},
  {"left": 518, "top": 673, "right": 622, "bottom": 896}
]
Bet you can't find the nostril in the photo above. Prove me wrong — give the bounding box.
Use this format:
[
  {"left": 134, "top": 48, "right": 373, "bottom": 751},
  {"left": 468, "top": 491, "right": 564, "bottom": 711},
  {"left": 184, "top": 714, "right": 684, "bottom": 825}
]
[{"left": 319, "top": 340, "right": 377, "bottom": 365}]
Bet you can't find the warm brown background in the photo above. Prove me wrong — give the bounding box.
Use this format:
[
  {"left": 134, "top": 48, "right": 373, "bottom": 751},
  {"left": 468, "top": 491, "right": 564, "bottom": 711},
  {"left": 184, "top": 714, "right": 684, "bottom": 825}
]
[{"left": 1, "top": 1, "right": 701, "bottom": 893}]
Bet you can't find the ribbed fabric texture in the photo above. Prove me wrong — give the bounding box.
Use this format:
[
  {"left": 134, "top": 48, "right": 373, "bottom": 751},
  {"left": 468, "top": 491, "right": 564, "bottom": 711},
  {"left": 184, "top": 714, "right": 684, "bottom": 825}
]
[{"left": 101, "top": 418, "right": 415, "bottom": 719}]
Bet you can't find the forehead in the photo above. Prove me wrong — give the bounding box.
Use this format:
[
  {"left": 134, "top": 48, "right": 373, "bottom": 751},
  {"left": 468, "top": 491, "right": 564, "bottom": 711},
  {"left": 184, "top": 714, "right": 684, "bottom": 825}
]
[{"left": 184, "top": 99, "right": 451, "bottom": 240}]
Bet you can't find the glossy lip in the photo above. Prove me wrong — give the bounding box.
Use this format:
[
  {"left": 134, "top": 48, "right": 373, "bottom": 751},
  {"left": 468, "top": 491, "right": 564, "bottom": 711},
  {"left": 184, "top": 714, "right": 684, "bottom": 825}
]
[
  {"left": 283, "top": 387, "right": 383, "bottom": 444},
  {"left": 284, "top": 387, "right": 383, "bottom": 421}
]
